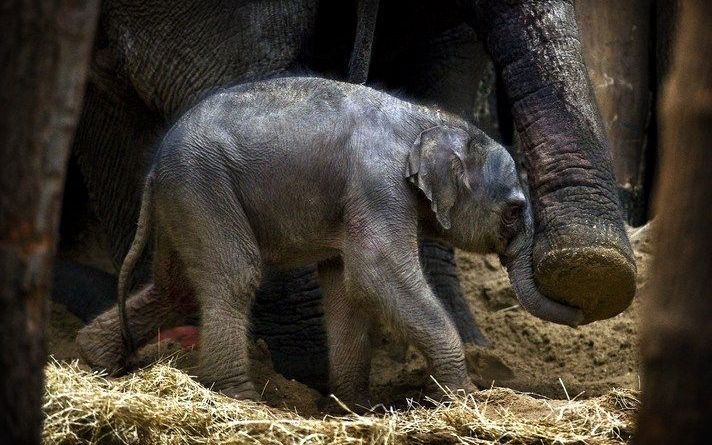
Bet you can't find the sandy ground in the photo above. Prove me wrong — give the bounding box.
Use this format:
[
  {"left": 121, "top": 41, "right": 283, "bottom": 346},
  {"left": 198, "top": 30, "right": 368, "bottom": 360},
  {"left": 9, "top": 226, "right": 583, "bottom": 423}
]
[{"left": 48, "top": 224, "right": 652, "bottom": 416}]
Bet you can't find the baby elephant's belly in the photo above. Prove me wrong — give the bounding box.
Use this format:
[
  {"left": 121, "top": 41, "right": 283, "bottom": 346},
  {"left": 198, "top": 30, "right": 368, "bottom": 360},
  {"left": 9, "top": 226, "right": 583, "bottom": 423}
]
[
  {"left": 260, "top": 241, "right": 341, "bottom": 270},
  {"left": 244, "top": 203, "right": 344, "bottom": 269}
]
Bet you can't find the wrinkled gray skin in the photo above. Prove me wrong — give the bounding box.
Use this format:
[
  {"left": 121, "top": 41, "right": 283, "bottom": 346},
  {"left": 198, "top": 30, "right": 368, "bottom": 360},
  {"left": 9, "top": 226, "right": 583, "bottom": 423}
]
[{"left": 76, "top": 77, "right": 581, "bottom": 404}]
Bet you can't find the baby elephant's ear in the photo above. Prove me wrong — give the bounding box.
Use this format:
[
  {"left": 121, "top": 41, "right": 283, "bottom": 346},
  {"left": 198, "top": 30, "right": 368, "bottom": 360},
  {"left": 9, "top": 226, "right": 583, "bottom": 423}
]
[{"left": 405, "top": 126, "right": 470, "bottom": 230}]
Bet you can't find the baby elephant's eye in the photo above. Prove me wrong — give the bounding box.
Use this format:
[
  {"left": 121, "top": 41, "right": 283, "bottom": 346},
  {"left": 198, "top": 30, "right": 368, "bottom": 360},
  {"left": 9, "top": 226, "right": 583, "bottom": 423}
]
[{"left": 502, "top": 200, "right": 524, "bottom": 226}]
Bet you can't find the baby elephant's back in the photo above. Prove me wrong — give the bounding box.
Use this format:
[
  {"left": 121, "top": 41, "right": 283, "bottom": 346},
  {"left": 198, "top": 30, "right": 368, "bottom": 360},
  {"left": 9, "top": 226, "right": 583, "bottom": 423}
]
[
  {"left": 169, "top": 78, "right": 356, "bottom": 163},
  {"left": 215, "top": 78, "right": 356, "bottom": 198},
  {"left": 158, "top": 78, "right": 358, "bottom": 180},
  {"left": 156, "top": 78, "right": 360, "bottom": 262}
]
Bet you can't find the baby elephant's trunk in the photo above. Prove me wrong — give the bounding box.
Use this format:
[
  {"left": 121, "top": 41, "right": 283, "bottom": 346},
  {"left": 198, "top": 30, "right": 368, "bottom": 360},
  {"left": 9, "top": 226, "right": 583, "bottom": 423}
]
[{"left": 501, "top": 211, "right": 584, "bottom": 327}]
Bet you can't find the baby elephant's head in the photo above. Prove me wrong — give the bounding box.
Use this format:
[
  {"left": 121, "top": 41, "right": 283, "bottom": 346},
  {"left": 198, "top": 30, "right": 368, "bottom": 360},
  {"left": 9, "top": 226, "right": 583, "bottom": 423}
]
[
  {"left": 406, "top": 125, "right": 526, "bottom": 254},
  {"left": 406, "top": 124, "right": 583, "bottom": 327}
]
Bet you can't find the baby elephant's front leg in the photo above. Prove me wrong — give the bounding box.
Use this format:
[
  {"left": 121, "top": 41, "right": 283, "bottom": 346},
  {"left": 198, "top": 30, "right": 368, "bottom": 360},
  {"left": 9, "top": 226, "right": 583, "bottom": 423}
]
[{"left": 344, "top": 240, "right": 473, "bottom": 398}]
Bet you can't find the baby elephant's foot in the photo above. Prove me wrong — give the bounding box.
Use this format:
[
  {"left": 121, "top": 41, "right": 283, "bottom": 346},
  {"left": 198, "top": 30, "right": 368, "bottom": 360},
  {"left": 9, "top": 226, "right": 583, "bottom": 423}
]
[
  {"left": 218, "top": 381, "right": 260, "bottom": 401},
  {"left": 319, "top": 394, "right": 372, "bottom": 415},
  {"left": 75, "top": 317, "right": 128, "bottom": 376},
  {"left": 425, "top": 376, "right": 477, "bottom": 402},
  {"left": 205, "top": 369, "right": 260, "bottom": 401}
]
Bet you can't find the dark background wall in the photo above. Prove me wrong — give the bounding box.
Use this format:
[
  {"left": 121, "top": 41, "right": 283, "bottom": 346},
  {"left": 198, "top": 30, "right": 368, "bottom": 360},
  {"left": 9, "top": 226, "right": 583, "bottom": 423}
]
[{"left": 576, "top": 0, "right": 677, "bottom": 227}]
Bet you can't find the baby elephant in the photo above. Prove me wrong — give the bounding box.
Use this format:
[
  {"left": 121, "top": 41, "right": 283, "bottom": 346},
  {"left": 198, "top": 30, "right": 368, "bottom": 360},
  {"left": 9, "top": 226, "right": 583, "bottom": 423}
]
[{"left": 77, "top": 77, "right": 582, "bottom": 405}]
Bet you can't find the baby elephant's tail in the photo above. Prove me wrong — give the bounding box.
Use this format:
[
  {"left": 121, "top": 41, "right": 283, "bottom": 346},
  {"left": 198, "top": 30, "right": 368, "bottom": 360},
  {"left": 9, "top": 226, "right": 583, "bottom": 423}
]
[{"left": 118, "top": 171, "right": 155, "bottom": 356}]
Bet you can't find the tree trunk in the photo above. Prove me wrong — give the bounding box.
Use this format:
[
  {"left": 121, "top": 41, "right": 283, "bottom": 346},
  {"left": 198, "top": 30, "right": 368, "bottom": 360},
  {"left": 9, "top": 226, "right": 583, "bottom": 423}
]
[
  {"left": 575, "top": 0, "right": 653, "bottom": 226},
  {"left": 0, "top": 1, "right": 98, "bottom": 442},
  {"left": 636, "top": 0, "right": 712, "bottom": 442}
]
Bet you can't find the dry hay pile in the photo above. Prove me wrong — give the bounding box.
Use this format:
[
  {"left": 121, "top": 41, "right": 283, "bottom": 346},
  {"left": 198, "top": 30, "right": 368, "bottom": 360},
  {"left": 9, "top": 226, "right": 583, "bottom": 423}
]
[{"left": 43, "top": 360, "right": 638, "bottom": 445}]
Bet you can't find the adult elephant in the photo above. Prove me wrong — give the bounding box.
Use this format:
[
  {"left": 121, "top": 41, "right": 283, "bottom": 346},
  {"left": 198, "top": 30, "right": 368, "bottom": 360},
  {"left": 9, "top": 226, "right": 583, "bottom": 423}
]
[{"left": 58, "top": 0, "right": 635, "bottom": 389}]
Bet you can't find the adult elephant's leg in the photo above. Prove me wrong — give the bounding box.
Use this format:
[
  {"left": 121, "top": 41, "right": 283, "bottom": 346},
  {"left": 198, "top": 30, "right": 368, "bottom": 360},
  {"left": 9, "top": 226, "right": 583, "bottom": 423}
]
[
  {"left": 251, "top": 267, "right": 329, "bottom": 392},
  {"left": 469, "top": 0, "right": 636, "bottom": 323},
  {"left": 73, "top": 80, "right": 162, "bottom": 270}
]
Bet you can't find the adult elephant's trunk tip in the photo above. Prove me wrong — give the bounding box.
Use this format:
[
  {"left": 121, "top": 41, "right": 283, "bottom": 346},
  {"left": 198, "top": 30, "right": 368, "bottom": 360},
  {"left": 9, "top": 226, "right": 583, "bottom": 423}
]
[{"left": 533, "top": 235, "right": 637, "bottom": 324}]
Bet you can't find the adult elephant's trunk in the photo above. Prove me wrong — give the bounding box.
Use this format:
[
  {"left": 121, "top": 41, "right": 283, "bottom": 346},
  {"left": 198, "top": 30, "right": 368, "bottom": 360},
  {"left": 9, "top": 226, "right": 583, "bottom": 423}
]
[
  {"left": 502, "top": 218, "right": 583, "bottom": 327},
  {"left": 467, "top": 0, "right": 636, "bottom": 323}
]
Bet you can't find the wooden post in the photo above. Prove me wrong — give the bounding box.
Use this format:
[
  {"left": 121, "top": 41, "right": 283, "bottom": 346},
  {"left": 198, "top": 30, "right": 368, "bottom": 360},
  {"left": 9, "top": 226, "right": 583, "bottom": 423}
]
[
  {"left": 0, "top": 1, "right": 98, "bottom": 442},
  {"left": 636, "top": 0, "right": 712, "bottom": 442},
  {"left": 575, "top": 0, "right": 653, "bottom": 225}
]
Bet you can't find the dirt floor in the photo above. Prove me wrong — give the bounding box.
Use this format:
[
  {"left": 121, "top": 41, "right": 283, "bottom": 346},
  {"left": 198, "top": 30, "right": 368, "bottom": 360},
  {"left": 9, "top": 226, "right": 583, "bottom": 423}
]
[{"left": 47, "top": 223, "right": 652, "bottom": 418}]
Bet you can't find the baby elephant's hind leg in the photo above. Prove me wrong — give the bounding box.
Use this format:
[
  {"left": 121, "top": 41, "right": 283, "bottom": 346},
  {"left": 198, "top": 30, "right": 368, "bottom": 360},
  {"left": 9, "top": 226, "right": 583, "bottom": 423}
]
[
  {"left": 164, "top": 187, "right": 262, "bottom": 400},
  {"left": 318, "top": 258, "right": 372, "bottom": 408}
]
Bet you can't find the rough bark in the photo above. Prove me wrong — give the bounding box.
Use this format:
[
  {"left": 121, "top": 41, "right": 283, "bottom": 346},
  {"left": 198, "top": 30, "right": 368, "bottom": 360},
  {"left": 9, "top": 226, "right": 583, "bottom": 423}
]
[
  {"left": 575, "top": 0, "right": 653, "bottom": 226},
  {"left": 0, "top": 0, "right": 98, "bottom": 442},
  {"left": 655, "top": 0, "right": 679, "bottom": 88},
  {"left": 636, "top": 0, "right": 712, "bottom": 442}
]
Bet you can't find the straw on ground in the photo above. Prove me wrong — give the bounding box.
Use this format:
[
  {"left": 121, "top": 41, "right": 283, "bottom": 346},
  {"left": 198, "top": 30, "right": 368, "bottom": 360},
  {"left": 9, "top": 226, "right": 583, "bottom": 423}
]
[{"left": 43, "top": 360, "right": 638, "bottom": 444}]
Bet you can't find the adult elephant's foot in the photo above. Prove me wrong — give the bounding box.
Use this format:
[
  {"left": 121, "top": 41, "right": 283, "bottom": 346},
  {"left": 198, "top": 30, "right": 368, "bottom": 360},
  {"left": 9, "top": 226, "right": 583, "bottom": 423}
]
[
  {"left": 76, "top": 308, "right": 127, "bottom": 376},
  {"left": 533, "top": 224, "right": 636, "bottom": 324}
]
